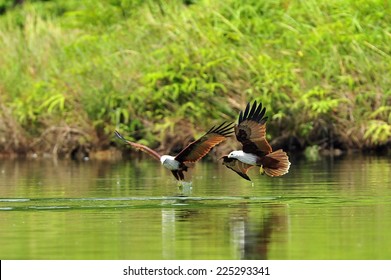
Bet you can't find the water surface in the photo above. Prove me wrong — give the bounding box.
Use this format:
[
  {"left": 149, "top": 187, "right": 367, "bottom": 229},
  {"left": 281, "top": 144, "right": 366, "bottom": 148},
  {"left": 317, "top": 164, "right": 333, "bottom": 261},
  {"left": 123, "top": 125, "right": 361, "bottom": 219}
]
[{"left": 0, "top": 155, "right": 390, "bottom": 259}]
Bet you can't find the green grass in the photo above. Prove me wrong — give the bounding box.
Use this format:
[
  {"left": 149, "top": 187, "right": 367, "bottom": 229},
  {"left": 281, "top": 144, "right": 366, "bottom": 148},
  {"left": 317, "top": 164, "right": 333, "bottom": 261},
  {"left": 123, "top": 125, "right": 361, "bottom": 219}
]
[{"left": 0, "top": 0, "right": 390, "bottom": 157}]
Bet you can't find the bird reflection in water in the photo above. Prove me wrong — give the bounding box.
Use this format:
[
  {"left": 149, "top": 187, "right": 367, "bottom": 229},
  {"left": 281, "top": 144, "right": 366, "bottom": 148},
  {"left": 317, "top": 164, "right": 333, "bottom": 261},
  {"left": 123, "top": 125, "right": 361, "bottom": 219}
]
[
  {"left": 160, "top": 202, "right": 289, "bottom": 260},
  {"left": 230, "top": 203, "right": 289, "bottom": 260}
]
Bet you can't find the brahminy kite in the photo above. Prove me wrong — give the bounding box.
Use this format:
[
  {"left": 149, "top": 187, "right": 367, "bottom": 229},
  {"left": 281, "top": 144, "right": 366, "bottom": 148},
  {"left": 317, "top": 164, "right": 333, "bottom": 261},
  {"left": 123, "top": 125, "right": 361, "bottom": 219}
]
[
  {"left": 221, "top": 101, "right": 290, "bottom": 181},
  {"left": 115, "top": 122, "right": 233, "bottom": 180}
]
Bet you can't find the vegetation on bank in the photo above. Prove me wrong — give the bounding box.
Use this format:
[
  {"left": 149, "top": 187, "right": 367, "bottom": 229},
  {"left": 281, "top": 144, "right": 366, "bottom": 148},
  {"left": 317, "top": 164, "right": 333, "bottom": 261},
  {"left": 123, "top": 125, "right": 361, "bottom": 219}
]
[{"left": 0, "top": 0, "right": 390, "bottom": 159}]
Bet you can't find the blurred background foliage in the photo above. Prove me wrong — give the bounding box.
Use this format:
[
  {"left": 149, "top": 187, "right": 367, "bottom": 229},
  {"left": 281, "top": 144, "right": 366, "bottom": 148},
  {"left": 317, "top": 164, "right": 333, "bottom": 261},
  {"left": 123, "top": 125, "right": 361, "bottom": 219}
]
[{"left": 0, "top": 0, "right": 390, "bottom": 158}]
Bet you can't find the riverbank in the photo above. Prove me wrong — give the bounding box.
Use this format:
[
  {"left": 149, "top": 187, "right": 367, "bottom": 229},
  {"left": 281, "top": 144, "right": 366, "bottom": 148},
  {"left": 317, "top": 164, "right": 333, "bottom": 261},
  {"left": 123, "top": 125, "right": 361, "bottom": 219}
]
[{"left": 1, "top": 0, "right": 390, "bottom": 158}]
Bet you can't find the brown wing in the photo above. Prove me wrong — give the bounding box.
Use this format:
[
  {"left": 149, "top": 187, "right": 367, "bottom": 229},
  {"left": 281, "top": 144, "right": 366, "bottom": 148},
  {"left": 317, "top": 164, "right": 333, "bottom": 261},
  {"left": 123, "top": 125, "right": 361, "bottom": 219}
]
[
  {"left": 235, "top": 101, "right": 272, "bottom": 156},
  {"left": 221, "top": 156, "right": 254, "bottom": 181},
  {"left": 114, "top": 130, "right": 161, "bottom": 161},
  {"left": 175, "top": 122, "right": 234, "bottom": 163}
]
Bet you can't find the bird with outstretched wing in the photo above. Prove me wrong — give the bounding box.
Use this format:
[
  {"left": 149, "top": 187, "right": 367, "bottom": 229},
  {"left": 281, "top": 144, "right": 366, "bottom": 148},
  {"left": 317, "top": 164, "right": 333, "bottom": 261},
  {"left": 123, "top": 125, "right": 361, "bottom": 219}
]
[
  {"left": 221, "top": 101, "right": 290, "bottom": 181},
  {"left": 115, "top": 121, "right": 234, "bottom": 180}
]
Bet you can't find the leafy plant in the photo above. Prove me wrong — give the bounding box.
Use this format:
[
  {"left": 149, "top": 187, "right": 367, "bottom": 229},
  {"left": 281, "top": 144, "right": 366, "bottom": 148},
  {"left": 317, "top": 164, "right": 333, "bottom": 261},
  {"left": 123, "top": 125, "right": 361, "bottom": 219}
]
[{"left": 0, "top": 0, "right": 390, "bottom": 156}]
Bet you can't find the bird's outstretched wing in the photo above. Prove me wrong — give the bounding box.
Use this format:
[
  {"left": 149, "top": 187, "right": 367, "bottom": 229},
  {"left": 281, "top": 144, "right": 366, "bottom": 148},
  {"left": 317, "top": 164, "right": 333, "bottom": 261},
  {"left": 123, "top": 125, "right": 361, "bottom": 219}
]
[
  {"left": 221, "top": 156, "right": 254, "bottom": 181},
  {"left": 114, "top": 130, "right": 161, "bottom": 161},
  {"left": 175, "top": 122, "right": 234, "bottom": 163},
  {"left": 235, "top": 101, "right": 272, "bottom": 156}
]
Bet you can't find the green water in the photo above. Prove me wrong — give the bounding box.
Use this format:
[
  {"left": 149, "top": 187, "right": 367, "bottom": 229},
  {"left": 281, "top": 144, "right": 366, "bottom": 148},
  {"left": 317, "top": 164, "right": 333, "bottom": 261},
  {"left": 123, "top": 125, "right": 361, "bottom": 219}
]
[{"left": 0, "top": 155, "right": 390, "bottom": 260}]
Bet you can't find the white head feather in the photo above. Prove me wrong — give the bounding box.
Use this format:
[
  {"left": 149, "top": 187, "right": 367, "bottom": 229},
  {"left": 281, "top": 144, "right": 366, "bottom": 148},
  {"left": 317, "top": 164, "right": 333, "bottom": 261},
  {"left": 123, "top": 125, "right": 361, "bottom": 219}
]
[{"left": 227, "top": 150, "right": 244, "bottom": 159}]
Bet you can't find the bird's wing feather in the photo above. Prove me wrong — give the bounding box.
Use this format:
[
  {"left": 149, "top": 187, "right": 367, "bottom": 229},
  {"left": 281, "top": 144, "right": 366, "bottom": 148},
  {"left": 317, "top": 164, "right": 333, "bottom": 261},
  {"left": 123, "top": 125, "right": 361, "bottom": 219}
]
[
  {"left": 222, "top": 156, "right": 254, "bottom": 181},
  {"left": 114, "top": 130, "right": 161, "bottom": 161},
  {"left": 175, "top": 122, "right": 234, "bottom": 163},
  {"left": 235, "top": 101, "right": 272, "bottom": 155}
]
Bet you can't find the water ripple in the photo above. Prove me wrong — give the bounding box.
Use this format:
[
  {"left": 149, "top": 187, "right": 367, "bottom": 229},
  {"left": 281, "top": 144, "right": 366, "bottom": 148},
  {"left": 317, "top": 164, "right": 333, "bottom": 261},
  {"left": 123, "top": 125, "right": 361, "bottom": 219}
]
[{"left": 1, "top": 195, "right": 390, "bottom": 212}]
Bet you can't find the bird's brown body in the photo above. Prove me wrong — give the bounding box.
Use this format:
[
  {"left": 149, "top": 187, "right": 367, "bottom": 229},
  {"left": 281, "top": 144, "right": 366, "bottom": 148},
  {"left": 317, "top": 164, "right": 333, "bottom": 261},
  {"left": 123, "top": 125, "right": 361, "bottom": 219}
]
[
  {"left": 222, "top": 101, "right": 290, "bottom": 181},
  {"left": 115, "top": 121, "right": 233, "bottom": 180}
]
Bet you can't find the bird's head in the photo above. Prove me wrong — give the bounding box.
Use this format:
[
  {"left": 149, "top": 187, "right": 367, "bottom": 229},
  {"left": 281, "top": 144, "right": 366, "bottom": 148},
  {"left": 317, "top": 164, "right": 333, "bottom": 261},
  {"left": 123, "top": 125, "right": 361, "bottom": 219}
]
[
  {"left": 160, "top": 155, "right": 169, "bottom": 165},
  {"left": 227, "top": 151, "right": 241, "bottom": 159}
]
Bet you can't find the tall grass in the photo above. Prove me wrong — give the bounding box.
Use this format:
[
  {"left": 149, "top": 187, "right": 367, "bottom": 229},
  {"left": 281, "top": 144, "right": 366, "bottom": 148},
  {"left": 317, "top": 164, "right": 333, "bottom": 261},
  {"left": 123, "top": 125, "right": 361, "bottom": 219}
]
[{"left": 0, "top": 0, "right": 390, "bottom": 157}]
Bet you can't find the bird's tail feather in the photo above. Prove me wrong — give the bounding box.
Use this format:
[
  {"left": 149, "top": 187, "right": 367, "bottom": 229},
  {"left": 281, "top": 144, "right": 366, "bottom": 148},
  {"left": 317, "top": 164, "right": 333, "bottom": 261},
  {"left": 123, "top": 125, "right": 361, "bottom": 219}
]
[{"left": 262, "top": 149, "right": 291, "bottom": 177}]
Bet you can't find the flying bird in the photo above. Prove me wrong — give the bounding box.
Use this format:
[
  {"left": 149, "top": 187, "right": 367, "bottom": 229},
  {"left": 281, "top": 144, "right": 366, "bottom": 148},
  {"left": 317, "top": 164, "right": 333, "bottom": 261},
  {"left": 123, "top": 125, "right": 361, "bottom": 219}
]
[
  {"left": 115, "top": 122, "right": 234, "bottom": 180},
  {"left": 221, "top": 101, "right": 290, "bottom": 181}
]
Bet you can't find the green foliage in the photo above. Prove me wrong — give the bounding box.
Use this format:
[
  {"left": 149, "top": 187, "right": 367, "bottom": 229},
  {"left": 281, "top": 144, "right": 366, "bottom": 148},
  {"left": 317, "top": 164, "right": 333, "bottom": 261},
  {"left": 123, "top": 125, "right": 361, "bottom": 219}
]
[
  {"left": 364, "top": 120, "right": 391, "bottom": 146},
  {"left": 0, "top": 0, "right": 13, "bottom": 14},
  {"left": 0, "top": 0, "right": 390, "bottom": 155}
]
